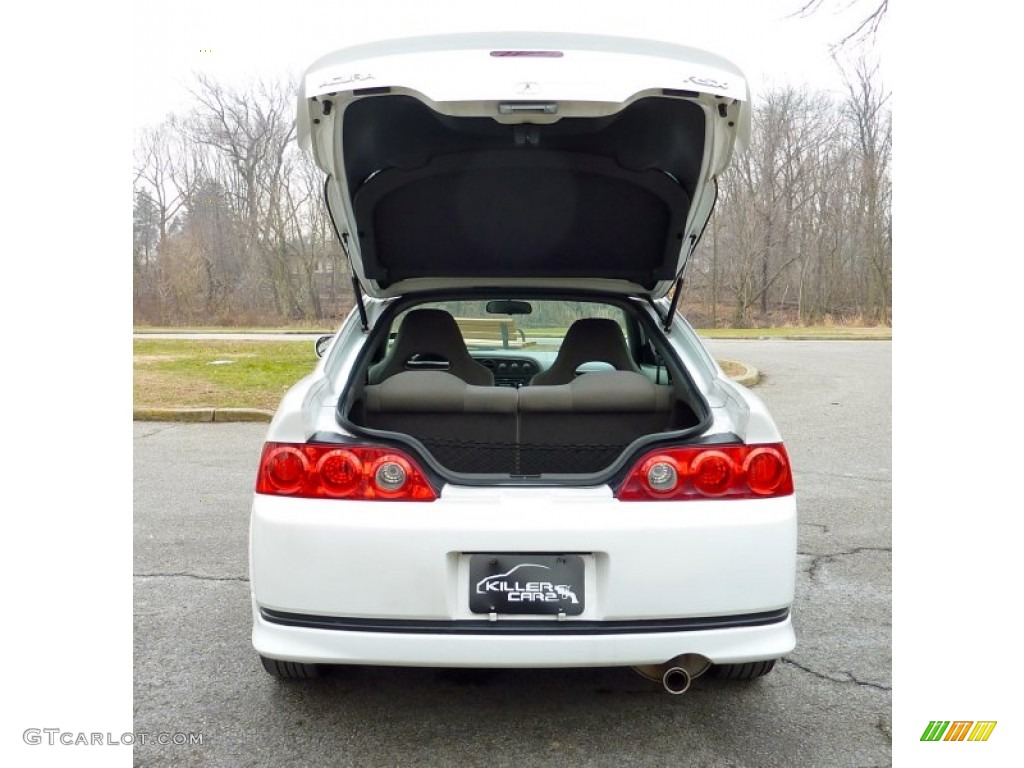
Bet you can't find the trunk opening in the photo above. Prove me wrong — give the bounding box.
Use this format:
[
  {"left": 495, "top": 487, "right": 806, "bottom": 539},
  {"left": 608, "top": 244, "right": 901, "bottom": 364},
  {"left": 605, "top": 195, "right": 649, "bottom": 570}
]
[{"left": 340, "top": 296, "right": 708, "bottom": 480}]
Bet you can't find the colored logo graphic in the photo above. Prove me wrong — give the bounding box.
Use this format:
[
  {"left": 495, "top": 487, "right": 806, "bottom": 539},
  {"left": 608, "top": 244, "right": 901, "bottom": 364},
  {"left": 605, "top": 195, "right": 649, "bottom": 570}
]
[{"left": 920, "top": 721, "right": 997, "bottom": 742}]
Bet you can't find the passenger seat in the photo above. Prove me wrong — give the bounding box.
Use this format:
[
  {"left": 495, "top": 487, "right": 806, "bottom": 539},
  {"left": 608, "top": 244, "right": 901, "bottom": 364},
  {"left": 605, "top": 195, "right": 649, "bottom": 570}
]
[{"left": 529, "top": 318, "right": 640, "bottom": 385}]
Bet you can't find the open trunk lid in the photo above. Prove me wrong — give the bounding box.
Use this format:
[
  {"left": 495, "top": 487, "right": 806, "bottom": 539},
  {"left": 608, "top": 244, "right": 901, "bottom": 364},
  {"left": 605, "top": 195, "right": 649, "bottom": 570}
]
[{"left": 298, "top": 32, "right": 750, "bottom": 299}]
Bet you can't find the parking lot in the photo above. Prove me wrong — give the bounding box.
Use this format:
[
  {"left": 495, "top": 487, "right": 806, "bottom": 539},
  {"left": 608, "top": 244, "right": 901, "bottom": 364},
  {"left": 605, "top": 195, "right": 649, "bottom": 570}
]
[{"left": 134, "top": 340, "right": 891, "bottom": 767}]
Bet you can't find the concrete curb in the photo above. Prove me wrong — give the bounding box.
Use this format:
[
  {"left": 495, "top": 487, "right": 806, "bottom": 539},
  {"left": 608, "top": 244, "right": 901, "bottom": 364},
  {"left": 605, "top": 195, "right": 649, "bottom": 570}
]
[
  {"left": 720, "top": 360, "right": 761, "bottom": 388},
  {"left": 132, "top": 362, "right": 760, "bottom": 422},
  {"left": 133, "top": 407, "right": 274, "bottom": 423}
]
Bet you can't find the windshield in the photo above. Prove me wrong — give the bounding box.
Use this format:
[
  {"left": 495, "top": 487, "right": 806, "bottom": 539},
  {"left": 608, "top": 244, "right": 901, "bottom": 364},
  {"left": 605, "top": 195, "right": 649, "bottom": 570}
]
[{"left": 389, "top": 299, "right": 630, "bottom": 353}]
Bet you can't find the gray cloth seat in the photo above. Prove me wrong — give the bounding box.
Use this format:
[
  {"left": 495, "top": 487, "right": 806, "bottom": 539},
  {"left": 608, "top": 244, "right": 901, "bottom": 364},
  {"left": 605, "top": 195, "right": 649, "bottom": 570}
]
[
  {"left": 529, "top": 318, "right": 640, "bottom": 385},
  {"left": 355, "top": 370, "right": 694, "bottom": 476},
  {"left": 368, "top": 308, "right": 494, "bottom": 385},
  {"left": 361, "top": 371, "right": 516, "bottom": 474},
  {"left": 517, "top": 372, "right": 677, "bottom": 474},
  {"left": 363, "top": 371, "right": 517, "bottom": 413},
  {"left": 517, "top": 371, "right": 674, "bottom": 413}
]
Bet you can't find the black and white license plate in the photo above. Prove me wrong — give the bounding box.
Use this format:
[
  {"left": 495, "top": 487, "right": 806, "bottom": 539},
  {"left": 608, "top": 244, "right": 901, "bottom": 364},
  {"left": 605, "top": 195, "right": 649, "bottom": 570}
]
[{"left": 469, "top": 554, "right": 585, "bottom": 615}]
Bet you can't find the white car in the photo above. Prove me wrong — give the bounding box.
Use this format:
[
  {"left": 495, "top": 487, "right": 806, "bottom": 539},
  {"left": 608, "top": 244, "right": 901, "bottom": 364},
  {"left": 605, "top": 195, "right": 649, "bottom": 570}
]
[{"left": 250, "top": 32, "right": 796, "bottom": 694}]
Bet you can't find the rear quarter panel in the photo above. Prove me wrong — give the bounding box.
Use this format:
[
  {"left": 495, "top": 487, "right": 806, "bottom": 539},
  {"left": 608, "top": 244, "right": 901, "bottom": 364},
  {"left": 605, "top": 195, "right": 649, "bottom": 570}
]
[{"left": 662, "top": 306, "right": 783, "bottom": 445}]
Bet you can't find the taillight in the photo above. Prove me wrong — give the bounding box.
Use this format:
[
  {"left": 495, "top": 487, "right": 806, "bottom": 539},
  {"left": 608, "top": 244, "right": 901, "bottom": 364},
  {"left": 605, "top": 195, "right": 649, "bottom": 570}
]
[
  {"left": 616, "top": 443, "right": 793, "bottom": 501},
  {"left": 256, "top": 443, "right": 437, "bottom": 501}
]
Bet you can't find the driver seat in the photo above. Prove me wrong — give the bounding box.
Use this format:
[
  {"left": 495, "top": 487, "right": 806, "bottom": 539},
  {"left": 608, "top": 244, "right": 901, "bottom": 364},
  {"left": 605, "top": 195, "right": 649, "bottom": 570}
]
[{"left": 367, "top": 308, "right": 495, "bottom": 385}]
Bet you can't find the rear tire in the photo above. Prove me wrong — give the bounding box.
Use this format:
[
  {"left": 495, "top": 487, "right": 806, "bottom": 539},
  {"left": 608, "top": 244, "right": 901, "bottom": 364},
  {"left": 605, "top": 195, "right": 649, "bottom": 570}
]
[
  {"left": 259, "top": 655, "right": 322, "bottom": 679},
  {"left": 710, "top": 660, "right": 776, "bottom": 680}
]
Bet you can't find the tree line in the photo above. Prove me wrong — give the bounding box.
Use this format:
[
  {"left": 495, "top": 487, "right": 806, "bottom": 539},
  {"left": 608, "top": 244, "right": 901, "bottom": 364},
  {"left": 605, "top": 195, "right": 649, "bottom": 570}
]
[{"left": 133, "top": 63, "right": 890, "bottom": 327}]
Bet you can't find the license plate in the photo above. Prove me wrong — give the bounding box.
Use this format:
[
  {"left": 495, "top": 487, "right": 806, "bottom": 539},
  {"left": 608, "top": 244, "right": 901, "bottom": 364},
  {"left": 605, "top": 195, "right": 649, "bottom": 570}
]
[{"left": 469, "top": 554, "right": 585, "bottom": 615}]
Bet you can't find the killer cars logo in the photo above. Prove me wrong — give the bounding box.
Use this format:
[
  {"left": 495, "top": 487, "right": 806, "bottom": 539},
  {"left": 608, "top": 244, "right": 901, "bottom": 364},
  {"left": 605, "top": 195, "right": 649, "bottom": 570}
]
[{"left": 475, "top": 564, "right": 579, "bottom": 605}]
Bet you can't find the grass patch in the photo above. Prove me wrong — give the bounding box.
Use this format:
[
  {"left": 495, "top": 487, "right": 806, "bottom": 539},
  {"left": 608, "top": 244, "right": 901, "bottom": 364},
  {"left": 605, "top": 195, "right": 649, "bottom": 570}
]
[{"left": 134, "top": 339, "right": 319, "bottom": 410}]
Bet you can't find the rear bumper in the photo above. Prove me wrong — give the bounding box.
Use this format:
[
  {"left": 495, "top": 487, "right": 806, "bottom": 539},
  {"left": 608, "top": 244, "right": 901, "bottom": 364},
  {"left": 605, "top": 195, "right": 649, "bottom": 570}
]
[
  {"left": 250, "top": 487, "right": 797, "bottom": 666},
  {"left": 252, "top": 604, "right": 795, "bottom": 668}
]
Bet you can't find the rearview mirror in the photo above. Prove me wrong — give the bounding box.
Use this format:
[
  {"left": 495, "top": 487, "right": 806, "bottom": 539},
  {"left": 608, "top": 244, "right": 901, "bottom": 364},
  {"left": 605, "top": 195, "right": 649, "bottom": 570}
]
[{"left": 485, "top": 300, "right": 532, "bottom": 315}]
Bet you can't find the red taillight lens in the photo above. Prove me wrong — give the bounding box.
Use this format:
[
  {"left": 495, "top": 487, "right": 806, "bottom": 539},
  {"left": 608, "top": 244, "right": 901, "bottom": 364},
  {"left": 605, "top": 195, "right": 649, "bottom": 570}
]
[
  {"left": 691, "top": 450, "right": 734, "bottom": 496},
  {"left": 263, "top": 446, "right": 309, "bottom": 494},
  {"left": 616, "top": 443, "right": 793, "bottom": 501},
  {"left": 315, "top": 449, "right": 363, "bottom": 497},
  {"left": 744, "top": 447, "right": 788, "bottom": 495},
  {"left": 256, "top": 443, "right": 437, "bottom": 501}
]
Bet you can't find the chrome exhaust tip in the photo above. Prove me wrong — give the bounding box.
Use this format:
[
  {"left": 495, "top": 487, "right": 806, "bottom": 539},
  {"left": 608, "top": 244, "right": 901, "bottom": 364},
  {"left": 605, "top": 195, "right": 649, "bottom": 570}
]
[
  {"left": 662, "top": 666, "right": 692, "bottom": 695},
  {"left": 632, "top": 653, "right": 710, "bottom": 694}
]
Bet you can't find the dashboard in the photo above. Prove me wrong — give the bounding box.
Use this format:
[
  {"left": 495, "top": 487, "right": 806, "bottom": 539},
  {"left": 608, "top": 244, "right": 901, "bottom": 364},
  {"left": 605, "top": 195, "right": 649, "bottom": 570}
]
[{"left": 475, "top": 356, "right": 542, "bottom": 387}]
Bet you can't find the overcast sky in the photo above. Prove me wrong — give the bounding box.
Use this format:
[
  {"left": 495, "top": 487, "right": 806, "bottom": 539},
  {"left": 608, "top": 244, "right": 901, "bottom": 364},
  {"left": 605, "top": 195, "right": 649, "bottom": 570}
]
[{"left": 134, "top": 0, "right": 887, "bottom": 130}]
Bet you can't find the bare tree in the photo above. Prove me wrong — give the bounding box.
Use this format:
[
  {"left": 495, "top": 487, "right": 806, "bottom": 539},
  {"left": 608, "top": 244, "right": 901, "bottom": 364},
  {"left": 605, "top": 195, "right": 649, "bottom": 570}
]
[
  {"left": 133, "top": 73, "right": 352, "bottom": 325},
  {"left": 133, "top": 189, "right": 160, "bottom": 315},
  {"left": 185, "top": 75, "right": 305, "bottom": 319},
  {"left": 133, "top": 122, "right": 191, "bottom": 252},
  {"left": 707, "top": 87, "right": 835, "bottom": 322},
  {"left": 841, "top": 57, "right": 891, "bottom": 323},
  {"left": 794, "top": 0, "right": 889, "bottom": 49},
  {"left": 686, "top": 75, "right": 890, "bottom": 327}
]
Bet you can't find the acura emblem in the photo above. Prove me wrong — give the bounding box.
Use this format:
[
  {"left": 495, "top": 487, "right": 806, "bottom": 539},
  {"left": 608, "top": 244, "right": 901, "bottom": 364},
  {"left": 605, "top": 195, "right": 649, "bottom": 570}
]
[{"left": 515, "top": 81, "right": 541, "bottom": 95}]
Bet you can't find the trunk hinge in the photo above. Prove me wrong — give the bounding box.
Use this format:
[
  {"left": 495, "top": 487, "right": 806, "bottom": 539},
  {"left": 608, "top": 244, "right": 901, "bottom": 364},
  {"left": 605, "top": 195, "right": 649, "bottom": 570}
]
[{"left": 324, "top": 178, "right": 369, "bottom": 332}]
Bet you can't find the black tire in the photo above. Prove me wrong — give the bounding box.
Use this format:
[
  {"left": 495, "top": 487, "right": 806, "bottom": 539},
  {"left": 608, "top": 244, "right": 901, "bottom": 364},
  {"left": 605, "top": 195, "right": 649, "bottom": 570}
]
[
  {"left": 259, "top": 655, "right": 322, "bottom": 679},
  {"left": 710, "top": 660, "right": 776, "bottom": 680}
]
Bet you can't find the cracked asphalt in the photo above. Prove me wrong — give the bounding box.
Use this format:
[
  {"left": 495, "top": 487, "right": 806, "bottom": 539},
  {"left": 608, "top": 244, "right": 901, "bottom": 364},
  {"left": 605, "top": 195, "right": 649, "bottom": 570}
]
[{"left": 134, "top": 339, "right": 891, "bottom": 767}]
